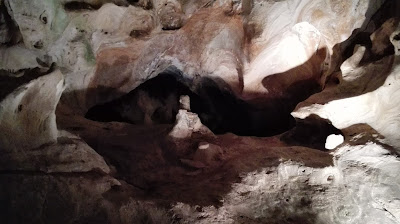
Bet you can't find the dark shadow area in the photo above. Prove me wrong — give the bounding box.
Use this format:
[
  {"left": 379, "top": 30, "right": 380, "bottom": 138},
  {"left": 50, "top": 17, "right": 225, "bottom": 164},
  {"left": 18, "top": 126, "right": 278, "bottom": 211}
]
[
  {"left": 127, "top": 0, "right": 153, "bottom": 9},
  {"left": 281, "top": 115, "right": 343, "bottom": 150},
  {"left": 0, "top": 0, "right": 22, "bottom": 46},
  {"left": 255, "top": 47, "right": 326, "bottom": 139},
  {"left": 53, "top": 71, "right": 336, "bottom": 213},
  {"left": 85, "top": 71, "right": 185, "bottom": 125},
  {"left": 193, "top": 76, "right": 296, "bottom": 136},
  {"left": 64, "top": 0, "right": 134, "bottom": 11},
  {"left": 85, "top": 70, "right": 296, "bottom": 137},
  {"left": 63, "top": 2, "right": 102, "bottom": 11},
  {"left": 59, "top": 105, "right": 333, "bottom": 208},
  {"left": 0, "top": 64, "right": 55, "bottom": 101}
]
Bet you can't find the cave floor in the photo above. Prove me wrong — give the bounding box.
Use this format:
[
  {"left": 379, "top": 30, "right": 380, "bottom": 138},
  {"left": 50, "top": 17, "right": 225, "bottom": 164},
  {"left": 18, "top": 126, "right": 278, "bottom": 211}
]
[{"left": 59, "top": 116, "right": 333, "bottom": 207}]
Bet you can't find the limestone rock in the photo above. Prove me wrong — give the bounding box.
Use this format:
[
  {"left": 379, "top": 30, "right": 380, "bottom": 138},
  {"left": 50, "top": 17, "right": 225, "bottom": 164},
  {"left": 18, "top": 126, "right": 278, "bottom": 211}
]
[
  {"left": 155, "top": 0, "right": 184, "bottom": 30},
  {"left": 169, "top": 109, "right": 212, "bottom": 138},
  {"left": 0, "top": 70, "right": 64, "bottom": 151},
  {"left": 292, "top": 28, "right": 400, "bottom": 150},
  {"left": 121, "top": 6, "right": 155, "bottom": 38},
  {"left": 172, "top": 143, "right": 400, "bottom": 224},
  {"left": 339, "top": 45, "right": 367, "bottom": 82},
  {"left": 2, "top": 0, "right": 386, "bottom": 114},
  {"left": 0, "top": 44, "right": 47, "bottom": 73},
  {"left": 243, "top": 21, "right": 324, "bottom": 98},
  {"left": 1, "top": 1, "right": 400, "bottom": 223},
  {"left": 179, "top": 95, "right": 190, "bottom": 111},
  {"left": 371, "top": 18, "right": 400, "bottom": 57},
  {"left": 0, "top": 69, "right": 110, "bottom": 174},
  {"left": 134, "top": 0, "right": 152, "bottom": 9},
  {"left": 0, "top": 132, "right": 110, "bottom": 173}
]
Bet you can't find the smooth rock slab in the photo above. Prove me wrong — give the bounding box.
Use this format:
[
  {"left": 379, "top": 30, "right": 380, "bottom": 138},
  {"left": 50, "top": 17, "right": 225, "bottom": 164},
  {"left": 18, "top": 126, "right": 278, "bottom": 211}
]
[
  {"left": 0, "top": 134, "right": 110, "bottom": 174},
  {"left": 0, "top": 70, "right": 64, "bottom": 151}
]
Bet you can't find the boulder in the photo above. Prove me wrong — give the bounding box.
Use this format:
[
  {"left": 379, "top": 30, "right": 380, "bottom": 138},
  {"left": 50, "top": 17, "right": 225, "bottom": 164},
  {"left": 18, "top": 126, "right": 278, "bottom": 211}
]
[
  {"left": 193, "top": 142, "right": 223, "bottom": 165},
  {"left": 169, "top": 109, "right": 213, "bottom": 138}
]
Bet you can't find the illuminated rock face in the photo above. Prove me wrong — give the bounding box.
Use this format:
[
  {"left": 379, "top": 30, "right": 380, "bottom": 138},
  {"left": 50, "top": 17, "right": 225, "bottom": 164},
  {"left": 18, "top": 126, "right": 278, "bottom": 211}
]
[
  {"left": 292, "top": 23, "right": 400, "bottom": 150},
  {"left": 1, "top": 0, "right": 400, "bottom": 223},
  {"left": 0, "top": 71, "right": 64, "bottom": 151},
  {"left": 325, "top": 134, "right": 344, "bottom": 150}
]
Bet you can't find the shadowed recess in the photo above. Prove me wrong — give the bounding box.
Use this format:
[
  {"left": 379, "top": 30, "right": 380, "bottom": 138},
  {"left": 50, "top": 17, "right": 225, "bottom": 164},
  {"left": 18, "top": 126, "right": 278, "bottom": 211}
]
[
  {"left": 63, "top": 1, "right": 101, "bottom": 11},
  {"left": 85, "top": 70, "right": 296, "bottom": 137}
]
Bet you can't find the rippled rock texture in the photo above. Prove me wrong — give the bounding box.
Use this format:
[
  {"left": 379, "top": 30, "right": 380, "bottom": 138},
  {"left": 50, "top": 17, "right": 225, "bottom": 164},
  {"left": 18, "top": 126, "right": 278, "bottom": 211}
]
[{"left": 1, "top": 0, "right": 400, "bottom": 223}]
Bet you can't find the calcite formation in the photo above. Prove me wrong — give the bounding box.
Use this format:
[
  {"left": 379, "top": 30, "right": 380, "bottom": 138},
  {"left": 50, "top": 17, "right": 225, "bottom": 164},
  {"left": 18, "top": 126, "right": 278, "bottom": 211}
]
[{"left": 1, "top": 0, "right": 400, "bottom": 223}]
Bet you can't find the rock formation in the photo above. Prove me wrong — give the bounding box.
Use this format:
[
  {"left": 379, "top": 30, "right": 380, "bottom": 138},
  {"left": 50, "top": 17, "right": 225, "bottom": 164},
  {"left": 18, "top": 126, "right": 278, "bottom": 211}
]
[{"left": 1, "top": 0, "right": 400, "bottom": 223}]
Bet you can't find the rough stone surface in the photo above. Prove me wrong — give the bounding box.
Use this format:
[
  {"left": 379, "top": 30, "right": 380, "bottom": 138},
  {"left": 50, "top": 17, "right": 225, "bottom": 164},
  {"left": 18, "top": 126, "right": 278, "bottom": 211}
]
[
  {"left": 193, "top": 142, "right": 223, "bottom": 165},
  {"left": 292, "top": 37, "right": 400, "bottom": 150},
  {"left": 1, "top": 0, "right": 400, "bottom": 223},
  {"left": 325, "top": 134, "right": 344, "bottom": 150},
  {"left": 0, "top": 132, "right": 110, "bottom": 173},
  {"left": 0, "top": 174, "right": 121, "bottom": 224},
  {"left": 169, "top": 109, "right": 213, "bottom": 138},
  {"left": 0, "top": 70, "right": 64, "bottom": 151},
  {"left": 172, "top": 143, "right": 400, "bottom": 224}
]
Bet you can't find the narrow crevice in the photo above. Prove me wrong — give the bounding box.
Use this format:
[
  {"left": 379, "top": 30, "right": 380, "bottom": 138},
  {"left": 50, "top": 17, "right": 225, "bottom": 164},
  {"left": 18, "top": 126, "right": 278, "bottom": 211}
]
[
  {"left": 64, "top": 2, "right": 101, "bottom": 11},
  {"left": 0, "top": 64, "right": 55, "bottom": 101}
]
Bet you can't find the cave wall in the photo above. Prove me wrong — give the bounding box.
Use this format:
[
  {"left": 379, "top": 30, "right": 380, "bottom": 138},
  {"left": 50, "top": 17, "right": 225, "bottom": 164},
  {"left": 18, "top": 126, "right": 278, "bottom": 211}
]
[
  {"left": 1, "top": 0, "right": 385, "bottom": 113},
  {"left": 1, "top": 0, "right": 400, "bottom": 223}
]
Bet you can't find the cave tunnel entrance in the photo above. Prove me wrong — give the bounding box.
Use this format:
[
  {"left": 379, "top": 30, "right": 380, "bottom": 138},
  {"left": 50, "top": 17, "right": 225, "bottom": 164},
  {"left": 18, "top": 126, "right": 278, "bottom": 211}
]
[{"left": 85, "top": 70, "right": 296, "bottom": 137}]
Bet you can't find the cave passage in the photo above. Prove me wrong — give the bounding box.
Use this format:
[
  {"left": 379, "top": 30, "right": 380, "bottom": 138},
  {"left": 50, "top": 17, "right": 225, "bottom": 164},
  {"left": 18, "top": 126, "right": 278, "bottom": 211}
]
[{"left": 85, "top": 71, "right": 296, "bottom": 137}]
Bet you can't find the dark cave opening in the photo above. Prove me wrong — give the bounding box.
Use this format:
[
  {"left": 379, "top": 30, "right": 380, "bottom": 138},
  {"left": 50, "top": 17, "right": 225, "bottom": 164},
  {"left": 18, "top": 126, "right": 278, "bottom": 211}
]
[
  {"left": 85, "top": 71, "right": 296, "bottom": 137},
  {"left": 64, "top": 2, "right": 101, "bottom": 11}
]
